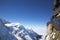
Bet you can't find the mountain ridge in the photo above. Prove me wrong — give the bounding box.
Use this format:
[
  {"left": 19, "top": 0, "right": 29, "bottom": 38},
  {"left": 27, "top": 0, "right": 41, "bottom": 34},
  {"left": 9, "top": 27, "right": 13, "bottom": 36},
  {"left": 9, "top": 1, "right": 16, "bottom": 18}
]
[{"left": 0, "top": 18, "right": 42, "bottom": 40}]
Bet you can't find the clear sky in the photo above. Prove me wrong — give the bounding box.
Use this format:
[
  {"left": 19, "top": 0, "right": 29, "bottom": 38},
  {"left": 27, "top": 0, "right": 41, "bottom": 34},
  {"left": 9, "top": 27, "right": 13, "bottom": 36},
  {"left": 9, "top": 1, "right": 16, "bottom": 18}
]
[{"left": 0, "top": 0, "right": 54, "bottom": 27}]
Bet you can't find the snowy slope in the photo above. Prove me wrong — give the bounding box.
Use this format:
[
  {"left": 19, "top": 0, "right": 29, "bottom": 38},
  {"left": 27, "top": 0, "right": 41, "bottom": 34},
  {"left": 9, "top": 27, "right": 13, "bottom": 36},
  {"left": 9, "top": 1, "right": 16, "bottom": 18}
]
[{"left": 0, "top": 18, "right": 18, "bottom": 40}]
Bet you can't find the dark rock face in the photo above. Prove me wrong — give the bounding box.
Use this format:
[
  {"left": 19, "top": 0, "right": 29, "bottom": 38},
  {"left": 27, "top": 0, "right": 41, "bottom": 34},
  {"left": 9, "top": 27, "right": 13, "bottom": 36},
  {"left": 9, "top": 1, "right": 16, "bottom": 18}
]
[
  {"left": 54, "top": 0, "right": 60, "bottom": 8},
  {"left": 54, "top": 0, "right": 60, "bottom": 10},
  {"left": 52, "top": 0, "right": 60, "bottom": 31},
  {"left": 45, "top": 0, "right": 60, "bottom": 40}
]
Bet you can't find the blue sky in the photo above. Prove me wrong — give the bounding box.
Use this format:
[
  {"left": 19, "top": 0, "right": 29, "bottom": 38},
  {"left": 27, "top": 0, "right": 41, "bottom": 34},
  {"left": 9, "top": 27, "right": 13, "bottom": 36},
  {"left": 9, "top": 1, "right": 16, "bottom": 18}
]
[{"left": 0, "top": 0, "right": 54, "bottom": 27}]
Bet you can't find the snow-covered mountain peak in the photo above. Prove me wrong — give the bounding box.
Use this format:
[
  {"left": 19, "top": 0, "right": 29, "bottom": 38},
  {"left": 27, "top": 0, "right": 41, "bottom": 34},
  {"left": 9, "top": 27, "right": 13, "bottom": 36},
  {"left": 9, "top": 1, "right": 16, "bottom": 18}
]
[{"left": 0, "top": 18, "right": 42, "bottom": 40}]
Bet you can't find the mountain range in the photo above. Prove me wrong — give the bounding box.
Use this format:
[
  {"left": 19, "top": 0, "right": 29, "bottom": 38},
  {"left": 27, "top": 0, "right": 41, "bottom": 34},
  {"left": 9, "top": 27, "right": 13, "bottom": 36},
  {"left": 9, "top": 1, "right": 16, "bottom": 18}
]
[{"left": 0, "top": 18, "right": 42, "bottom": 40}]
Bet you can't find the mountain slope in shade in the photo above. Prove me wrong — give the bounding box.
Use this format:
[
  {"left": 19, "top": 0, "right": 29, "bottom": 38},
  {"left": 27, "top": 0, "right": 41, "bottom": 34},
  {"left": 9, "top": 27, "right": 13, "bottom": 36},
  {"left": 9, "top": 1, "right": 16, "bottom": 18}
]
[
  {"left": 0, "top": 18, "right": 42, "bottom": 40},
  {"left": 0, "top": 18, "right": 18, "bottom": 40}
]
